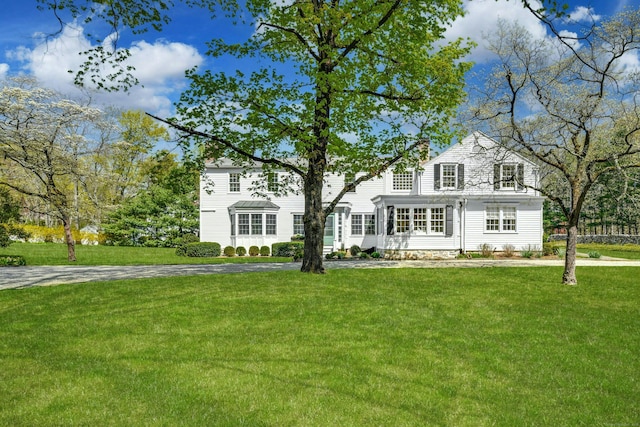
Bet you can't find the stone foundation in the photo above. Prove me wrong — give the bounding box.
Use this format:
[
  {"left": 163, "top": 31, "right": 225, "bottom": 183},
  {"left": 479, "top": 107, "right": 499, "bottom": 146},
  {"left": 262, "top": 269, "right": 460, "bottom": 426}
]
[{"left": 383, "top": 249, "right": 459, "bottom": 260}]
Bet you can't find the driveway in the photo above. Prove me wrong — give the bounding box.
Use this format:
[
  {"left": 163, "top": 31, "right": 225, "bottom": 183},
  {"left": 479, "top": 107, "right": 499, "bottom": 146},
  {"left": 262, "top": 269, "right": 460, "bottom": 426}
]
[{"left": 2, "top": 257, "right": 640, "bottom": 290}]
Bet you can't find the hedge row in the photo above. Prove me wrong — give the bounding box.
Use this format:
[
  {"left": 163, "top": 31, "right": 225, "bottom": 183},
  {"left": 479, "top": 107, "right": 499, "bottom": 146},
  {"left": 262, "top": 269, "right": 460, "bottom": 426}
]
[
  {"left": 176, "top": 242, "right": 222, "bottom": 257},
  {"left": 0, "top": 255, "right": 26, "bottom": 267}
]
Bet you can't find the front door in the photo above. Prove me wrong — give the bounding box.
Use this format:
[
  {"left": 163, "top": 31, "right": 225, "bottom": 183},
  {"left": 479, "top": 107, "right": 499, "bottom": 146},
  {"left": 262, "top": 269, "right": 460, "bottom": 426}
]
[{"left": 323, "top": 214, "right": 334, "bottom": 247}]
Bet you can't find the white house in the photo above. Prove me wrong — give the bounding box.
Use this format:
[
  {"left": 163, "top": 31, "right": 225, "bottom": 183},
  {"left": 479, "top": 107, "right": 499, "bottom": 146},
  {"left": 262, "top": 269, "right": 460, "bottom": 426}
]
[{"left": 199, "top": 132, "right": 545, "bottom": 259}]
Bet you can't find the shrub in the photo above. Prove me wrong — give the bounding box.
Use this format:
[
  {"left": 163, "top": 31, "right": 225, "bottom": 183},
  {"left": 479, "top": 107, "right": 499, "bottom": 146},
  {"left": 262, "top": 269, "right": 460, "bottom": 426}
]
[
  {"left": 293, "top": 249, "right": 304, "bottom": 261},
  {"left": 272, "top": 241, "right": 304, "bottom": 257},
  {"left": 183, "top": 242, "right": 221, "bottom": 257},
  {"left": 502, "top": 244, "right": 516, "bottom": 257},
  {"left": 521, "top": 244, "right": 540, "bottom": 259},
  {"left": 249, "top": 245, "right": 259, "bottom": 256},
  {"left": 371, "top": 251, "right": 381, "bottom": 259},
  {"left": 223, "top": 246, "right": 236, "bottom": 257},
  {"left": 349, "top": 245, "right": 361, "bottom": 256},
  {"left": 325, "top": 251, "right": 336, "bottom": 260},
  {"left": 556, "top": 247, "right": 566, "bottom": 259},
  {"left": 260, "top": 245, "right": 270, "bottom": 256},
  {"left": 479, "top": 243, "right": 494, "bottom": 258},
  {"left": 588, "top": 250, "right": 601, "bottom": 259},
  {"left": 236, "top": 246, "right": 247, "bottom": 256},
  {"left": 521, "top": 248, "right": 533, "bottom": 259},
  {"left": 359, "top": 252, "right": 370, "bottom": 259},
  {"left": 291, "top": 234, "right": 304, "bottom": 241},
  {"left": 0, "top": 254, "right": 26, "bottom": 266},
  {"left": 0, "top": 225, "right": 9, "bottom": 248},
  {"left": 542, "top": 242, "right": 555, "bottom": 256}
]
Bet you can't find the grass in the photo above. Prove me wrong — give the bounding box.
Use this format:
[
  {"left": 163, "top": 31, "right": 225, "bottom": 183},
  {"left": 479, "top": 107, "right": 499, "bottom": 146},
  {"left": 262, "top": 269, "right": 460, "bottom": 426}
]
[
  {"left": 577, "top": 243, "right": 640, "bottom": 260},
  {"left": 0, "top": 243, "right": 291, "bottom": 265},
  {"left": 1, "top": 267, "right": 639, "bottom": 426}
]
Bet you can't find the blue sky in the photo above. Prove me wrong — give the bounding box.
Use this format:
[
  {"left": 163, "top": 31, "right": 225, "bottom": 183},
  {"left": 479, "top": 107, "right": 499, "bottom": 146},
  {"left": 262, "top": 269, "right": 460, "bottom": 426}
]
[{"left": 1, "top": 0, "right": 638, "bottom": 118}]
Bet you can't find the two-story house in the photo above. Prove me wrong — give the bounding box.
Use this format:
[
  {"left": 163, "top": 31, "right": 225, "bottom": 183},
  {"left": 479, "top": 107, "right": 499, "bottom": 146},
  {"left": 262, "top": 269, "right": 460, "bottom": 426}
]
[{"left": 199, "top": 132, "right": 545, "bottom": 258}]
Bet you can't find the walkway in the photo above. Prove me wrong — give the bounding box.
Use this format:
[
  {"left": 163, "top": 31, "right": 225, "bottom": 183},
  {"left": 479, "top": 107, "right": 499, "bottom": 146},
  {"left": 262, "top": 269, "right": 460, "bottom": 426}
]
[{"left": 2, "top": 257, "right": 640, "bottom": 290}]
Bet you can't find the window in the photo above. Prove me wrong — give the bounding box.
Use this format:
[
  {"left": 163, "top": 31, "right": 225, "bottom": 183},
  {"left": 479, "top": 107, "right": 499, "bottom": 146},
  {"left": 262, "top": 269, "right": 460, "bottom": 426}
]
[
  {"left": 238, "top": 214, "right": 250, "bottom": 235},
  {"left": 251, "top": 214, "right": 262, "bottom": 235},
  {"left": 351, "top": 214, "right": 363, "bottom": 235},
  {"left": 494, "top": 163, "right": 523, "bottom": 190},
  {"left": 393, "top": 172, "right": 413, "bottom": 191},
  {"left": 267, "top": 173, "right": 278, "bottom": 192},
  {"left": 441, "top": 164, "right": 457, "bottom": 189},
  {"left": 229, "top": 173, "right": 240, "bottom": 192},
  {"left": 396, "top": 208, "right": 411, "bottom": 233},
  {"left": 413, "top": 208, "right": 428, "bottom": 233},
  {"left": 485, "top": 206, "right": 517, "bottom": 232},
  {"left": 430, "top": 207, "right": 444, "bottom": 233},
  {"left": 364, "top": 214, "right": 376, "bottom": 235},
  {"left": 266, "top": 214, "right": 277, "bottom": 235},
  {"left": 293, "top": 214, "right": 305, "bottom": 236},
  {"left": 393, "top": 206, "right": 447, "bottom": 235}
]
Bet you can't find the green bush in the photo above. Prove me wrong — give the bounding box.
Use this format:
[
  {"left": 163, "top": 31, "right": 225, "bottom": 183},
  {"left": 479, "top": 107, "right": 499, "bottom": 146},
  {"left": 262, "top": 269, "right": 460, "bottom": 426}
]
[
  {"left": 183, "top": 242, "right": 221, "bottom": 257},
  {"left": 249, "top": 245, "right": 259, "bottom": 256},
  {"left": 236, "top": 246, "right": 247, "bottom": 256},
  {"left": 371, "top": 252, "right": 381, "bottom": 259},
  {"left": 588, "top": 251, "right": 601, "bottom": 259},
  {"left": 272, "top": 241, "right": 304, "bottom": 257},
  {"left": 542, "top": 242, "right": 555, "bottom": 256},
  {"left": 223, "top": 246, "right": 236, "bottom": 257},
  {"left": 0, "top": 255, "right": 26, "bottom": 266},
  {"left": 260, "top": 245, "right": 270, "bottom": 256},
  {"left": 349, "top": 245, "right": 361, "bottom": 256}
]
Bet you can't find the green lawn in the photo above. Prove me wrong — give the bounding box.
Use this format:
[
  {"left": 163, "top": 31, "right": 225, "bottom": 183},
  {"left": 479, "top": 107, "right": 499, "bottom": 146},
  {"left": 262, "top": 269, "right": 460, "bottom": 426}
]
[
  {"left": 1, "top": 243, "right": 291, "bottom": 265},
  {"left": 1, "top": 267, "right": 638, "bottom": 426},
  {"left": 577, "top": 243, "right": 640, "bottom": 259}
]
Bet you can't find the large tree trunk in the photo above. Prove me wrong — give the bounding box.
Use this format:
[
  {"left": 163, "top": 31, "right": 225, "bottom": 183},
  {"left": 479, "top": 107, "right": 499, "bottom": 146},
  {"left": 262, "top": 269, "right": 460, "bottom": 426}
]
[
  {"left": 562, "top": 218, "right": 579, "bottom": 285},
  {"left": 301, "top": 160, "right": 326, "bottom": 274},
  {"left": 62, "top": 217, "right": 77, "bottom": 262}
]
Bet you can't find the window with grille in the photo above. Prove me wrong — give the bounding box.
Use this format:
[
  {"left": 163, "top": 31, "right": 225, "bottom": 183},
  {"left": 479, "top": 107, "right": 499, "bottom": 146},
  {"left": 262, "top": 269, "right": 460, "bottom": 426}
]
[
  {"left": 251, "top": 214, "right": 262, "bottom": 235},
  {"left": 267, "top": 173, "right": 278, "bottom": 192},
  {"left": 430, "top": 207, "right": 444, "bottom": 233},
  {"left": 485, "top": 206, "right": 517, "bottom": 232},
  {"left": 351, "top": 214, "right": 363, "bottom": 235},
  {"left": 293, "top": 214, "right": 304, "bottom": 236},
  {"left": 266, "top": 214, "right": 277, "bottom": 235},
  {"left": 393, "top": 172, "right": 413, "bottom": 191},
  {"left": 501, "top": 165, "right": 516, "bottom": 189},
  {"left": 238, "top": 214, "right": 250, "bottom": 235},
  {"left": 413, "top": 208, "right": 428, "bottom": 232},
  {"left": 364, "top": 214, "right": 376, "bottom": 235},
  {"left": 396, "top": 208, "right": 411, "bottom": 233},
  {"left": 229, "top": 173, "right": 240, "bottom": 192},
  {"left": 441, "top": 165, "right": 457, "bottom": 189}
]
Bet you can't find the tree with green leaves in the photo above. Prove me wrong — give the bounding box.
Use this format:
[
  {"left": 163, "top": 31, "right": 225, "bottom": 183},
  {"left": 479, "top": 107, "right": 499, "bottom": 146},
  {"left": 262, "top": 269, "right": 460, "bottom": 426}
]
[
  {"left": 42, "top": 0, "right": 472, "bottom": 273},
  {"left": 103, "top": 154, "right": 199, "bottom": 247},
  {"left": 467, "top": 11, "right": 640, "bottom": 285}
]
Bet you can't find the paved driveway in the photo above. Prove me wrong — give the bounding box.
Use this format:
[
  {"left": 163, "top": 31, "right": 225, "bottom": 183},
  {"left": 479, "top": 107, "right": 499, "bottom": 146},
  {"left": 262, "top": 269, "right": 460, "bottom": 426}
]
[{"left": 2, "top": 258, "right": 640, "bottom": 290}]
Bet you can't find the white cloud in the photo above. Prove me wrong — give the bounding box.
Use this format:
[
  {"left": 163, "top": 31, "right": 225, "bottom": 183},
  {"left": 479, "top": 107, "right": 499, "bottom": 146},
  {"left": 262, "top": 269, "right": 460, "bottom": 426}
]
[
  {"left": 6, "top": 23, "right": 204, "bottom": 117},
  {"left": 446, "top": 0, "right": 548, "bottom": 64},
  {"left": 0, "top": 63, "right": 8, "bottom": 79},
  {"left": 567, "top": 6, "right": 601, "bottom": 23}
]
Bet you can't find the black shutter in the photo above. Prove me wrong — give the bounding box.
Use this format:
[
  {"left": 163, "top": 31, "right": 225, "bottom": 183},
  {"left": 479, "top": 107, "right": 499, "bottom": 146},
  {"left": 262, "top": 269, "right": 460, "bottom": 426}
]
[
  {"left": 386, "top": 206, "right": 395, "bottom": 235},
  {"left": 445, "top": 205, "right": 454, "bottom": 237},
  {"left": 457, "top": 164, "right": 464, "bottom": 189},
  {"left": 434, "top": 164, "right": 440, "bottom": 190},
  {"left": 516, "top": 163, "right": 524, "bottom": 191},
  {"left": 494, "top": 164, "right": 501, "bottom": 190}
]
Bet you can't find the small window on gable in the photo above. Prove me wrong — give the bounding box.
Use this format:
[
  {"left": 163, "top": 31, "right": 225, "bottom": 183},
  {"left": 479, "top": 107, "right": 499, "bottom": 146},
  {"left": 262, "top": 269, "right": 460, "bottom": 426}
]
[
  {"left": 267, "top": 172, "right": 278, "bottom": 192},
  {"left": 494, "top": 163, "right": 524, "bottom": 190},
  {"left": 229, "top": 173, "right": 240, "bottom": 193},
  {"left": 434, "top": 164, "right": 464, "bottom": 190},
  {"left": 441, "top": 164, "right": 457, "bottom": 189}
]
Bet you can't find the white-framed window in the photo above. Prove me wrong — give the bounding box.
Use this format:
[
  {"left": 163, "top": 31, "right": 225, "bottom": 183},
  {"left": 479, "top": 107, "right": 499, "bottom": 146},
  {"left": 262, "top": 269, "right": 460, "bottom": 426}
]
[
  {"left": 485, "top": 206, "right": 517, "bottom": 232},
  {"left": 266, "top": 214, "right": 277, "bottom": 235},
  {"left": 238, "top": 213, "right": 250, "bottom": 235},
  {"left": 394, "top": 206, "right": 445, "bottom": 235},
  {"left": 441, "top": 164, "right": 457, "bottom": 189},
  {"left": 229, "top": 173, "right": 240, "bottom": 192},
  {"left": 393, "top": 172, "right": 413, "bottom": 191},
  {"left": 267, "top": 172, "right": 278, "bottom": 192},
  {"left": 364, "top": 214, "right": 376, "bottom": 235},
  {"left": 351, "top": 214, "right": 377, "bottom": 235},
  {"left": 501, "top": 164, "right": 516, "bottom": 189},
  {"left": 251, "top": 213, "right": 263, "bottom": 235},
  {"left": 430, "top": 207, "right": 444, "bottom": 233},
  {"left": 293, "top": 214, "right": 305, "bottom": 236}
]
